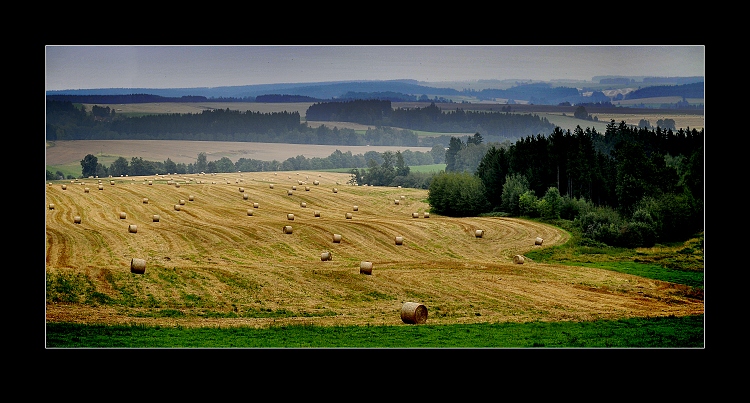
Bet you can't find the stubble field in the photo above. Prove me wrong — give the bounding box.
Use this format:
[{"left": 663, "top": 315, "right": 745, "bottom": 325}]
[{"left": 45, "top": 171, "right": 704, "bottom": 329}]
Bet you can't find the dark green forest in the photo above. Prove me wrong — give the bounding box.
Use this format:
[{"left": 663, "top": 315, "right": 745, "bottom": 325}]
[{"left": 428, "top": 121, "right": 703, "bottom": 247}]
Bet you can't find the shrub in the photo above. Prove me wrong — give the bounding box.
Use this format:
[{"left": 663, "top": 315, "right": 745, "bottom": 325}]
[
  {"left": 541, "top": 187, "right": 563, "bottom": 219},
  {"left": 518, "top": 191, "right": 540, "bottom": 217},
  {"left": 575, "top": 206, "right": 622, "bottom": 246},
  {"left": 617, "top": 221, "right": 657, "bottom": 248},
  {"left": 428, "top": 171, "right": 490, "bottom": 216}
]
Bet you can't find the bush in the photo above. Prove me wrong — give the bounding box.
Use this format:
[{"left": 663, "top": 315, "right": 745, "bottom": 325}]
[
  {"left": 428, "top": 171, "right": 490, "bottom": 216},
  {"left": 574, "top": 206, "right": 622, "bottom": 246},
  {"left": 518, "top": 191, "right": 540, "bottom": 217},
  {"left": 617, "top": 221, "right": 657, "bottom": 248},
  {"left": 560, "top": 196, "right": 592, "bottom": 220}
]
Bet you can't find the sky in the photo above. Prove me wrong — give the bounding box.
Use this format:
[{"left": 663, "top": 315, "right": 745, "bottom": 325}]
[{"left": 45, "top": 45, "right": 705, "bottom": 91}]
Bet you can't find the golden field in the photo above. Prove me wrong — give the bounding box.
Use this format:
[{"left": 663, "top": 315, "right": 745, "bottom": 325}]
[{"left": 45, "top": 171, "right": 704, "bottom": 328}]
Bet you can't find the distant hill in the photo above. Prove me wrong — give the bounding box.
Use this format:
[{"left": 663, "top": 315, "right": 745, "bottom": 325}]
[{"left": 46, "top": 77, "right": 704, "bottom": 106}]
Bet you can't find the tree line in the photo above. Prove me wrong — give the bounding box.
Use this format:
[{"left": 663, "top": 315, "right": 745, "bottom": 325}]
[
  {"left": 51, "top": 146, "right": 445, "bottom": 185},
  {"left": 429, "top": 120, "right": 703, "bottom": 247},
  {"left": 46, "top": 99, "right": 554, "bottom": 146}
]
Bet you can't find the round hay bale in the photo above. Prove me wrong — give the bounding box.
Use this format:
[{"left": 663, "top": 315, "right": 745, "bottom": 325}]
[
  {"left": 142, "top": 198, "right": 148, "bottom": 204},
  {"left": 333, "top": 188, "right": 338, "bottom": 193},
  {"left": 305, "top": 186, "right": 310, "bottom": 191},
  {"left": 110, "top": 180, "right": 115, "bottom": 185},
  {"left": 119, "top": 212, "right": 127, "bottom": 219},
  {"left": 401, "top": 302, "right": 427, "bottom": 324},
  {"left": 73, "top": 216, "right": 81, "bottom": 224},
  {"left": 61, "top": 185, "right": 67, "bottom": 190},
  {"left": 333, "top": 233, "right": 342, "bottom": 243},
  {"left": 130, "top": 258, "right": 146, "bottom": 274},
  {"left": 400, "top": 195, "right": 405, "bottom": 200},
  {"left": 247, "top": 209, "right": 253, "bottom": 216},
  {"left": 353, "top": 206, "right": 358, "bottom": 211},
  {"left": 292, "top": 186, "right": 297, "bottom": 190},
  {"left": 475, "top": 229, "right": 484, "bottom": 238},
  {"left": 360, "top": 261, "right": 373, "bottom": 275},
  {"left": 269, "top": 184, "right": 274, "bottom": 189},
  {"left": 48, "top": 204, "right": 55, "bottom": 210},
  {"left": 128, "top": 224, "right": 137, "bottom": 233},
  {"left": 243, "top": 193, "right": 249, "bottom": 200},
  {"left": 152, "top": 214, "right": 160, "bottom": 222},
  {"left": 84, "top": 187, "right": 90, "bottom": 193},
  {"left": 175, "top": 183, "right": 180, "bottom": 188},
  {"left": 394, "top": 199, "right": 399, "bottom": 205},
  {"left": 283, "top": 225, "right": 293, "bottom": 234},
  {"left": 174, "top": 204, "right": 181, "bottom": 211},
  {"left": 189, "top": 195, "right": 194, "bottom": 201},
  {"left": 423, "top": 212, "right": 430, "bottom": 218},
  {"left": 395, "top": 236, "right": 404, "bottom": 245},
  {"left": 314, "top": 211, "right": 321, "bottom": 217},
  {"left": 287, "top": 190, "right": 294, "bottom": 196},
  {"left": 239, "top": 187, "right": 244, "bottom": 193},
  {"left": 345, "top": 212, "right": 353, "bottom": 219},
  {"left": 148, "top": 181, "right": 153, "bottom": 185},
  {"left": 314, "top": 180, "right": 320, "bottom": 185},
  {"left": 300, "top": 202, "right": 307, "bottom": 208},
  {"left": 287, "top": 213, "right": 295, "bottom": 220},
  {"left": 535, "top": 237, "right": 544, "bottom": 245},
  {"left": 179, "top": 199, "right": 186, "bottom": 205},
  {"left": 321, "top": 251, "right": 332, "bottom": 261},
  {"left": 253, "top": 202, "right": 259, "bottom": 208},
  {"left": 412, "top": 212, "right": 419, "bottom": 218},
  {"left": 513, "top": 255, "right": 525, "bottom": 264},
  {"left": 98, "top": 185, "right": 104, "bottom": 190}
]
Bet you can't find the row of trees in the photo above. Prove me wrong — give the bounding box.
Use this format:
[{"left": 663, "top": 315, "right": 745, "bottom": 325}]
[
  {"left": 429, "top": 120, "right": 703, "bottom": 246},
  {"left": 47, "top": 98, "right": 558, "bottom": 148},
  {"left": 65, "top": 146, "right": 444, "bottom": 181}
]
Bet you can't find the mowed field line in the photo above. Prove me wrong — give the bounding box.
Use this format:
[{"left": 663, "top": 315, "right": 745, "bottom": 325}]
[{"left": 45, "top": 170, "right": 703, "bottom": 328}]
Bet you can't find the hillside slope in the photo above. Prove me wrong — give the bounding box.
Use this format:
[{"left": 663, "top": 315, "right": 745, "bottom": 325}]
[{"left": 45, "top": 171, "right": 703, "bottom": 328}]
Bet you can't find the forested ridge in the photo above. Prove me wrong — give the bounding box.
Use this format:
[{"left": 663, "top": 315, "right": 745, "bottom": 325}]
[{"left": 46, "top": 99, "right": 554, "bottom": 145}]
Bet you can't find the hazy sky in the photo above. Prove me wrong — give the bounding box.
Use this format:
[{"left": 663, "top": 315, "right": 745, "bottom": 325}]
[{"left": 45, "top": 45, "right": 705, "bottom": 91}]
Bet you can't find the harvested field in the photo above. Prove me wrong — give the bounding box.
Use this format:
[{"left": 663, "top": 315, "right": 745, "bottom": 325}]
[{"left": 45, "top": 171, "right": 703, "bottom": 328}]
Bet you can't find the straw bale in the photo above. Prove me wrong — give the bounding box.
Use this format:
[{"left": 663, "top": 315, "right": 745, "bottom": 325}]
[
  {"left": 130, "top": 258, "right": 146, "bottom": 274},
  {"left": 395, "top": 236, "right": 403, "bottom": 245},
  {"left": 153, "top": 215, "right": 160, "bottom": 222},
  {"left": 535, "top": 237, "right": 544, "bottom": 245},
  {"left": 283, "top": 225, "right": 293, "bottom": 234},
  {"left": 321, "top": 251, "right": 332, "bottom": 261},
  {"left": 74, "top": 216, "right": 81, "bottom": 224},
  {"left": 360, "top": 261, "right": 373, "bottom": 275},
  {"left": 513, "top": 255, "right": 525, "bottom": 264},
  {"left": 128, "top": 224, "right": 137, "bottom": 233},
  {"left": 475, "top": 230, "right": 484, "bottom": 238},
  {"left": 401, "top": 302, "right": 427, "bottom": 324},
  {"left": 333, "top": 233, "right": 342, "bottom": 243},
  {"left": 120, "top": 212, "right": 127, "bottom": 219}
]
